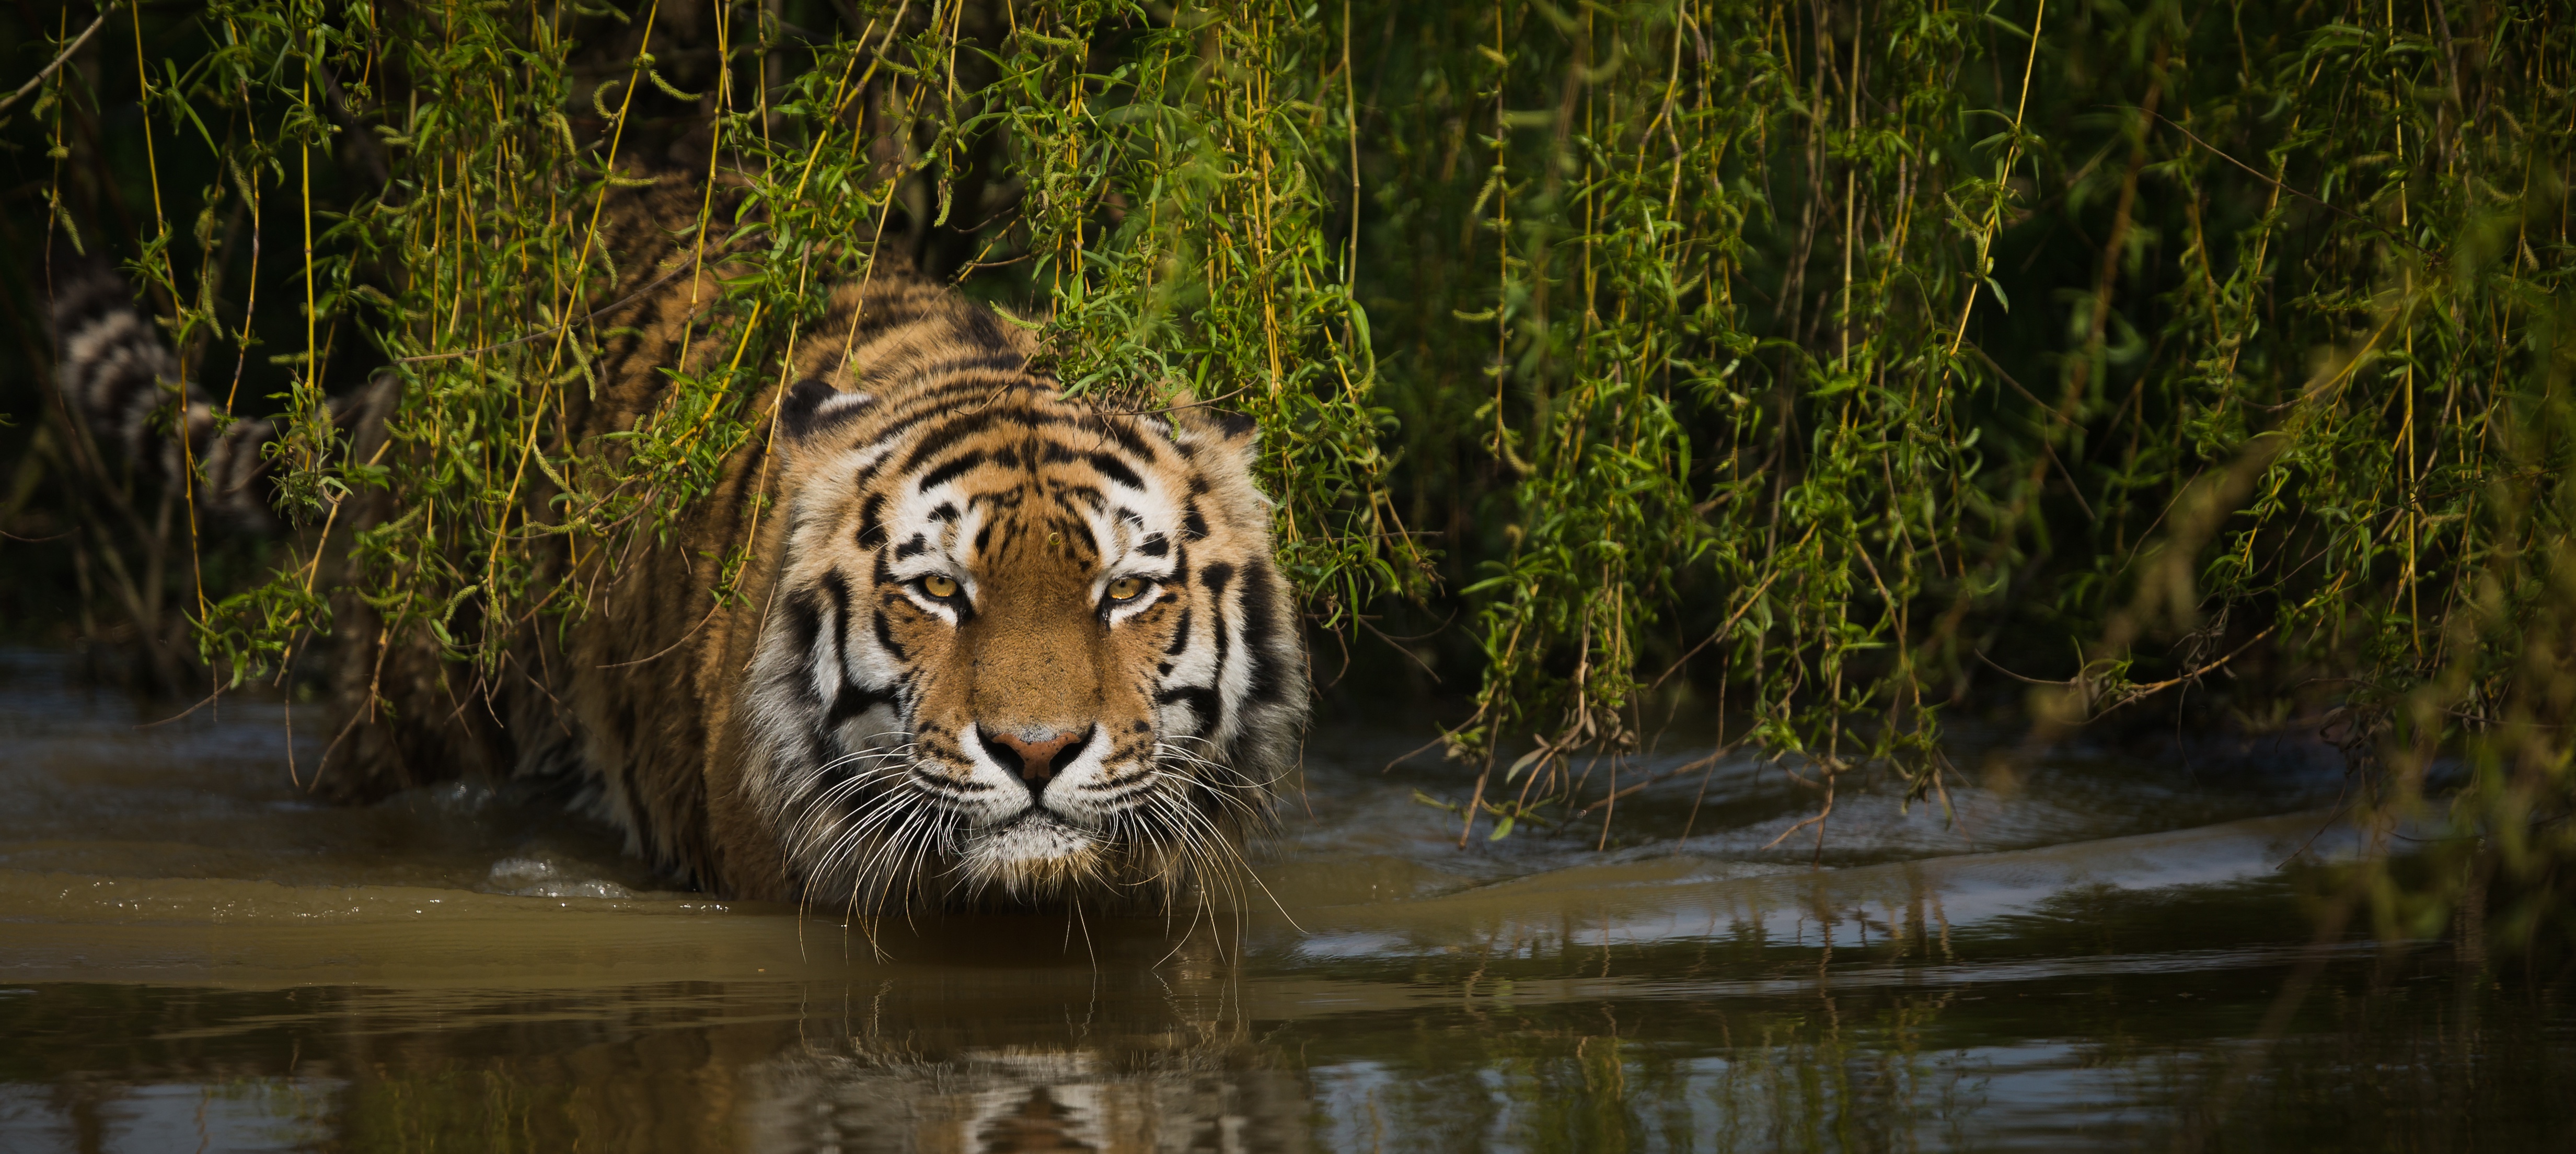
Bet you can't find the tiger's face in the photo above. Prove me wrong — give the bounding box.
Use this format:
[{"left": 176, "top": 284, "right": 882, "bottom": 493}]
[{"left": 743, "top": 374, "right": 1303, "bottom": 911}]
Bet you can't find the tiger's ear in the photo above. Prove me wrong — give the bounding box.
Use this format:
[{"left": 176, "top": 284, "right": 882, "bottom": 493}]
[
  {"left": 1169, "top": 403, "right": 1259, "bottom": 473},
  {"left": 779, "top": 377, "right": 873, "bottom": 444}
]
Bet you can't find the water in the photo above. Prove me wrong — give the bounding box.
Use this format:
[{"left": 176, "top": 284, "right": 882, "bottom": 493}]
[{"left": 2, "top": 649, "right": 2569, "bottom": 1152}]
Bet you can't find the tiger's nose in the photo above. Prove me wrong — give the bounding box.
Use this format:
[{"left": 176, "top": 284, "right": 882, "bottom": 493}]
[{"left": 978, "top": 725, "right": 1091, "bottom": 787}]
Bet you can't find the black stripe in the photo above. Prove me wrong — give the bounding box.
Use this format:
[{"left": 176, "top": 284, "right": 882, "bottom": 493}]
[
  {"left": 840, "top": 384, "right": 981, "bottom": 454},
  {"left": 818, "top": 570, "right": 856, "bottom": 632},
  {"left": 875, "top": 379, "right": 1049, "bottom": 424},
  {"left": 897, "top": 411, "right": 1002, "bottom": 476},
  {"left": 852, "top": 451, "right": 889, "bottom": 491},
  {"left": 84, "top": 351, "right": 164, "bottom": 428},
  {"left": 893, "top": 533, "right": 929, "bottom": 559},
  {"left": 1164, "top": 607, "right": 1194, "bottom": 656},
  {"left": 916, "top": 449, "right": 987, "bottom": 492},
  {"left": 1085, "top": 451, "right": 1145, "bottom": 489},
  {"left": 1093, "top": 413, "right": 1160, "bottom": 463},
  {"left": 1183, "top": 502, "right": 1209, "bottom": 541},
  {"left": 826, "top": 683, "right": 897, "bottom": 727},
  {"left": 908, "top": 773, "right": 989, "bottom": 800},
  {"left": 815, "top": 570, "right": 857, "bottom": 702},
  {"left": 1156, "top": 685, "right": 1224, "bottom": 728},
  {"left": 783, "top": 590, "right": 827, "bottom": 704},
  {"left": 912, "top": 350, "right": 1029, "bottom": 378},
  {"left": 855, "top": 494, "right": 888, "bottom": 549},
  {"left": 894, "top": 403, "right": 1078, "bottom": 480},
  {"left": 1202, "top": 407, "right": 1257, "bottom": 438},
  {"left": 1035, "top": 440, "right": 1147, "bottom": 492},
  {"left": 1202, "top": 563, "right": 1234, "bottom": 730},
  {"left": 1037, "top": 438, "right": 1148, "bottom": 491},
  {"left": 1058, "top": 515, "right": 1096, "bottom": 558},
  {"left": 872, "top": 607, "right": 909, "bottom": 662},
  {"left": 1238, "top": 559, "right": 1289, "bottom": 706}
]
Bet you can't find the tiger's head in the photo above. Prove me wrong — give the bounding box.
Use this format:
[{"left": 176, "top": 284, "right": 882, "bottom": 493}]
[{"left": 741, "top": 357, "right": 1304, "bottom": 913}]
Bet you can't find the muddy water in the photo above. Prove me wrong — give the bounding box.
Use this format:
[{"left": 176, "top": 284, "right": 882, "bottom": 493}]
[{"left": 2, "top": 650, "right": 2569, "bottom": 1152}]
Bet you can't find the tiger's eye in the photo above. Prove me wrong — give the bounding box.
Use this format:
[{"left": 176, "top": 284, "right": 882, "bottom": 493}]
[
  {"left": 920, "top": 574, "right": 960, "bottom": 599},
  {"left": 1105, "top": 577, "right": 1148, "bottom": 603}
]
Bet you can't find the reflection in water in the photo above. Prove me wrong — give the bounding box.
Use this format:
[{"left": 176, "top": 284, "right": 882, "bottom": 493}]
[
  {"left": 4, "top": 648, "right": 2575, "bottom": 1151},
  {"left": 5, "top": 928, "right": 2571, "bottom": 1151},
  {"left": 1, "top": 973, "right": 1318, "bottom": 1153},
  {"left": 749, "top": 1040, "right": 1309, "bottom": 1152}
]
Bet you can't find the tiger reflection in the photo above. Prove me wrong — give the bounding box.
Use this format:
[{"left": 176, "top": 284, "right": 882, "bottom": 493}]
[{"left": 744, "top": 1041, "right": 1308, "bottom": 1152}]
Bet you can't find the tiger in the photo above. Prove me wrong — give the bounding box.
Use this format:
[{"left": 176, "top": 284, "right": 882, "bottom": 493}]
[{"left": 42, "top": 179, "right": 1306, "bottom": 913}]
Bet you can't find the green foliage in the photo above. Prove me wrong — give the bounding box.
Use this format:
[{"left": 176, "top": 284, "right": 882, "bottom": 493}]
[{"left": 1351, "top": 0, "right": 2575, "bottom": 865}]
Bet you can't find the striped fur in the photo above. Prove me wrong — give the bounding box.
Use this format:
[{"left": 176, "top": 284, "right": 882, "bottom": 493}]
[
  {"left": 48, "top": 184, "right": 1306, "bottom": 912},
  {"left": 47, "top": 258, "right": 390, "bottom": 532}
]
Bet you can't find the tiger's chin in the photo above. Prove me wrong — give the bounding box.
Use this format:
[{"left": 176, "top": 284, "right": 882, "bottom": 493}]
[{"left": 953, "top": 813, "right": 1111, "bottom": 901}]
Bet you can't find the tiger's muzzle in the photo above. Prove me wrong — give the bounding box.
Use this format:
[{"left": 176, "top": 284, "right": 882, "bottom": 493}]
[{"left": 948, "top": 719, "right": 1138, "bottom": 895}]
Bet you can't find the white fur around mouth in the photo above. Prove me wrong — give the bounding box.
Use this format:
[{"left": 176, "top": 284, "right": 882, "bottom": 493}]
[
  {"left": 956, "top": 813, "right": 1105, "bottom": 896},
  {"left": 979, "top": 813, "right": 1092, "bottom": 859}
]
